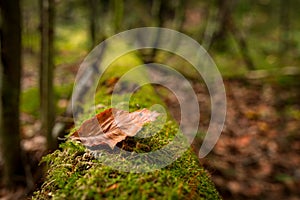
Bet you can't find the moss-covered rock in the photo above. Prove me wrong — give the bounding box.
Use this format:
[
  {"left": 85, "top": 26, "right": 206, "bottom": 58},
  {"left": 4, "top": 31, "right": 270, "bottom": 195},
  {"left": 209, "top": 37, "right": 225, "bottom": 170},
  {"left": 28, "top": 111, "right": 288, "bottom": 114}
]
[{"left": 32, "top": 53, "right": 221, "bottom": 200}]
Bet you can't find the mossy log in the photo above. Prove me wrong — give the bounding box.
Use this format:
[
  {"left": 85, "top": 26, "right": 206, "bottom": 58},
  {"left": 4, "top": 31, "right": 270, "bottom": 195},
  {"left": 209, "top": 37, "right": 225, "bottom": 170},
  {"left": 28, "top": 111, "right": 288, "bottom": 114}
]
[{"left": 32, "top": 53, "right": 221, "bottom": 200}]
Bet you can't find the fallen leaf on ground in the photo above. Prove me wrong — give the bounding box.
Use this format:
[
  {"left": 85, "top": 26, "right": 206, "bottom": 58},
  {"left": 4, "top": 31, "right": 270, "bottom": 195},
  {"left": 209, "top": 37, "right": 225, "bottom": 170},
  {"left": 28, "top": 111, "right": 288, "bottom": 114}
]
[{"left": 70, "top": 108, "right": 160, "bottom": 148}]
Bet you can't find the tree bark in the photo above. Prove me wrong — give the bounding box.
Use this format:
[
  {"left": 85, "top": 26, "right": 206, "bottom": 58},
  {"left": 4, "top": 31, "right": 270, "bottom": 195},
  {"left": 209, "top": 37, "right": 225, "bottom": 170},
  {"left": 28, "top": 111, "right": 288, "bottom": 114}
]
[
  {"left": 279, "top": 0, "right": 290, "bottom": 53},
  {"left": 113, "top": 0, "right": 124, "bottom": 33},
  {"left": 204, "top": 0, "right": 255, "bottom": 70},
  {"left": 172, "top": 0, "right": 185, "bottom": 31},
  {"left": 39, "top": 0, "right": 56, "bottom": 150},
  {"left": 88, "top": 0, "right": 107, "bottom": 48},
  {"left": 88, "top": 0, "right": 98, "bottom": 48},
  {"left": 0, "top": 0, "right": 26, "bottom": 187}
]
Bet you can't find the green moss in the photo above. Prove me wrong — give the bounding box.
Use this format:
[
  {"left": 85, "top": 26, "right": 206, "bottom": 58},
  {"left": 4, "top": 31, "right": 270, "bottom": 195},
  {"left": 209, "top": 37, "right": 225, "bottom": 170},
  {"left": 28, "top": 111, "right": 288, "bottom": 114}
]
[
  {"left": 33, "top": 139, "right": 220, "bottom": 200},
  {"left": 32, "top": 53, "right": 221, "bottom": 200}
]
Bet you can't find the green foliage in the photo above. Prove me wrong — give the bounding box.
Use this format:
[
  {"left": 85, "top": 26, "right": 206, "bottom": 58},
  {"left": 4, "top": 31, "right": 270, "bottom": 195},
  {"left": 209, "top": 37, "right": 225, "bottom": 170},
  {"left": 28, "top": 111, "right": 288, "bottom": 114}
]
[
  {"left": 22, "top": 32, "right": 40, "bottom": 53},
  {"left": 54, "top": 83, "right": 73, "bottom": 100},
  {"left": 21, "top": 87, "right": 39, "bottom": 117},
  {"left": 21, "top": 83, "right": 73, "bottom": 117},
  {"left": 55, "top": 25, "right": 89, "bottom": 65}
]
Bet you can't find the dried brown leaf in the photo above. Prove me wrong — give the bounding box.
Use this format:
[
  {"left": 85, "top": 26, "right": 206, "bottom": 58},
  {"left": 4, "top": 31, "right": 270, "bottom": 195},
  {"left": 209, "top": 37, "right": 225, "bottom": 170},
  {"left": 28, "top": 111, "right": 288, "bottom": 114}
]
[{"left": 70, "top": 108, "right": 159, "bottom": 148}]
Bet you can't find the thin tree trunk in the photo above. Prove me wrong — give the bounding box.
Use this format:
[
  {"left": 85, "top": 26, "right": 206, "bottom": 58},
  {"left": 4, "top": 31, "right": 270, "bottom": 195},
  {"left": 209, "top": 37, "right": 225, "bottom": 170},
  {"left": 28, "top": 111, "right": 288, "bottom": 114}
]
[
  {"left": 39, "top": 0, "right": 56, "bottom": 150},
  {"left": 212, "top": 0, "right": 233, "bottom": 42},
  {"left": 279, "top": 0, "right": 290, "bottom": 53},
  {"left": 141, "top": 0, "right": 163, "bottom": 63},
  {"left": 88, "top": 0, "right": 98, "bottom": 48},
  {"left": 202, "top": 4, "right": 219, "bottom": 51},
  {"left": 172, "top": 0, "right": 185, "bottom": 31},
  {"left": 228, "top": 22, "right": 255, "bottom": 70},
  {"left": 205, "top": 0, "right": 255, "bottom": 70},
  {"left": 0, "top": 0, "right": 26, "bottom": 187},
  {"left": 113, "top": 0, "right": 124, "bottom": 33},
  {"left": 151, "top": 0, "right": 163, "bottom": 27}
]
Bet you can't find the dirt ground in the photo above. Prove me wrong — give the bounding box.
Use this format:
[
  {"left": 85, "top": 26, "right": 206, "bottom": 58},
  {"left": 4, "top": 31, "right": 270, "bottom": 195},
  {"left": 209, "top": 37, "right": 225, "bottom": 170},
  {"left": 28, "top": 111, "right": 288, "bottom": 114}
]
[{"left": 164, "top": 79, "right": 300, "bottom": 200}]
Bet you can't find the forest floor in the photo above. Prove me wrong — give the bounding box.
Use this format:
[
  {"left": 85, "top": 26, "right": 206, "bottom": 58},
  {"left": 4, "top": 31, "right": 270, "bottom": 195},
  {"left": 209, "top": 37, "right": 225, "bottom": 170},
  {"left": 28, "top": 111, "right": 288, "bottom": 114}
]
[
  {"left": 1, "top": 60, "right": 300, "bottom": 199},
  {"left": 164, "top": 78, "right": 300, "bottom": 200}
]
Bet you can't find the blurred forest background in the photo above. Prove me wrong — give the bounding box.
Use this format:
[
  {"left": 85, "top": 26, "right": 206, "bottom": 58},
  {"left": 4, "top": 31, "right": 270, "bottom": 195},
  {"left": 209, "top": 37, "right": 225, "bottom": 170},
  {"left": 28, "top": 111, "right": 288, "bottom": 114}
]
[{"left": 1, "top": 0, "right": 300, "bottom": 199}]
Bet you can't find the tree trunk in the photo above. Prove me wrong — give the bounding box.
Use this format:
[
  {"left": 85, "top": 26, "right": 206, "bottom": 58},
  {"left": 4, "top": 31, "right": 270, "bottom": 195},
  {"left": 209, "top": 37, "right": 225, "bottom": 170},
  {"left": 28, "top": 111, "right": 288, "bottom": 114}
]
[
  {"left": 112, "top": 0, "right": 124, "bottom": 33},
  {"left": 88, "top": 0, "right": 98, "bottom": 48},
  {"left": 0, "top": 0, "right": 26, "bottom": 187},
  {"left": 88, "top": 0, "right": 106, "bottom": 48},
  {"left": 279, "top": 0, "right": 290, "bottom": 53},
  {"left": 151, "top": 0, "right": 163, "bottom": 27},
  {"left": 172, "top": 0, "right": 185, "bottom": 31},
  {"left": 140, "top": 0, "right": 163, "bottom": 63},
  {"left": 202, "top": 2, "right": 219, "bottom": 50},
  {"left": 39, "top": 0, "right": 56, "bottom": 150},
  {"left": 229, "top": 22, "right": 255, "bottom": 70},
  {"left": 204, "top": 0, "right": 255, "bottom": 70}
]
